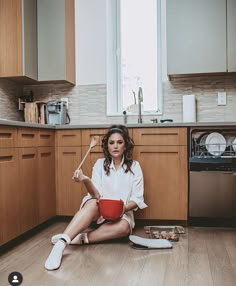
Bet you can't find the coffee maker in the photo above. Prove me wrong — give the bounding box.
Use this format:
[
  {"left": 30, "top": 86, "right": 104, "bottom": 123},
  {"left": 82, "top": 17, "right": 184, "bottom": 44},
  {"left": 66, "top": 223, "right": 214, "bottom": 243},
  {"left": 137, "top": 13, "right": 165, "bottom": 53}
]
[{"left": 46, "top": 100, "right": 69, "bottom": 125}]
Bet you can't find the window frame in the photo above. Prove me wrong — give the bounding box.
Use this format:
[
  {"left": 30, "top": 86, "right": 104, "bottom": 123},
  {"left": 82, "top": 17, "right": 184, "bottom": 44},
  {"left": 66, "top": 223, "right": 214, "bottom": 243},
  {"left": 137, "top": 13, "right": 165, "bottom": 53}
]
[{"left": 106, "top": 0, "right": 165, "bottom": 116}]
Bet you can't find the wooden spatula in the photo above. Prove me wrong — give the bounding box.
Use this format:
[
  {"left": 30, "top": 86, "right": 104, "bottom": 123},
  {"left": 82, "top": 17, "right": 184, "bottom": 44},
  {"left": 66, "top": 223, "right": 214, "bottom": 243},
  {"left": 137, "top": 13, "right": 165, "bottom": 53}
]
[{"left": 75, "top": 135, "right": 99, "bottom": 171}]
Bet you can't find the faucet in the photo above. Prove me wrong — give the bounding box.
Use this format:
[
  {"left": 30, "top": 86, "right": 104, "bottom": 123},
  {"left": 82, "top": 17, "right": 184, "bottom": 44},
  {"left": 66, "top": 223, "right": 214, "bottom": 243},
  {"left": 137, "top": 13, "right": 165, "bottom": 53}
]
[{"left": 138, "top": 87, "right": 143, "bottom": 123}]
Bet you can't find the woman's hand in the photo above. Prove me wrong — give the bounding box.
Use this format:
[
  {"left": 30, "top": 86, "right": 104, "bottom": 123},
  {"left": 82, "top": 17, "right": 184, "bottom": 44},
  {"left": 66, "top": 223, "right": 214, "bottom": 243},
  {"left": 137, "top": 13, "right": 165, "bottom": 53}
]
[{"left": 72, "top": 168, "right": 89, "bottom": 183}]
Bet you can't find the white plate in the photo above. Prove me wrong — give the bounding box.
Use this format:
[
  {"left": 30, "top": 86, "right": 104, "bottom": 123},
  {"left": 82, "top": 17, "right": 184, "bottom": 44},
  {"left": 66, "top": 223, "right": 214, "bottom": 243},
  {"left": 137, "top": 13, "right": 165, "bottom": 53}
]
[
  {"left": 232, "top": 138, "right": 236, "bottom": 152},
  {"left": 205, "top": 132, "right": 226, "bottom": 156},
  {"left": 227, "top": 136, "right": 236, "bottom": 151}
]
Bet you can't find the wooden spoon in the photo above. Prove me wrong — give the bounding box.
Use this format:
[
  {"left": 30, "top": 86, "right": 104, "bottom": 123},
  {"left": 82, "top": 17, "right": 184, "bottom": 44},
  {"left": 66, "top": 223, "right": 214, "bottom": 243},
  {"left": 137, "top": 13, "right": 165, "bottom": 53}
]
[{"left": 74, "top": 135, "right": 99, "bottom": 173}]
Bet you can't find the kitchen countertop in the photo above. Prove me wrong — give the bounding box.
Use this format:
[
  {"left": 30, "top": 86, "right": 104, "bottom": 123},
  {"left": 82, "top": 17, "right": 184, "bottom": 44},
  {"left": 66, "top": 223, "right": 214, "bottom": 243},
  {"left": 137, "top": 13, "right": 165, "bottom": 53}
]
[{"left": 1, "top": 119, "right": 236, "bottom": 129}]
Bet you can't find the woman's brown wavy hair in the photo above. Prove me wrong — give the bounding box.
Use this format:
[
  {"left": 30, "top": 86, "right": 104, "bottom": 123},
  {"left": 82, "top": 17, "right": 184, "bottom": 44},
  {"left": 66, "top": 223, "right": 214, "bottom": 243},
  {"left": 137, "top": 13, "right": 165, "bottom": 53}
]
[{"left": 101, "top": 125, "right": 134, "bottom": 175}]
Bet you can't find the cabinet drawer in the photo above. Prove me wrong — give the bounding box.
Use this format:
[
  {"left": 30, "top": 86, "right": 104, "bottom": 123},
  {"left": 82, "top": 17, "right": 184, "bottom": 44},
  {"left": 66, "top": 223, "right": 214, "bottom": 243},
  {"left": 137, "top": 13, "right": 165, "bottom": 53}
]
[
  {"left": 56, "top": 130, "right": 81, "bottom": 146},
  {"left": 38, "top": 129, "right": 54, "bottom": 146},
  {"left": 132, "top": 128, "right": 187, "bottom": 146},
  {"left": 17, "top": 128, "right": 38, "bottom": 147},
  {"left": 0, "top": 148, "right": 17, "bottom": 164},
  {"left": 0, "top": 126, "right": 17, "bottom": 148}
]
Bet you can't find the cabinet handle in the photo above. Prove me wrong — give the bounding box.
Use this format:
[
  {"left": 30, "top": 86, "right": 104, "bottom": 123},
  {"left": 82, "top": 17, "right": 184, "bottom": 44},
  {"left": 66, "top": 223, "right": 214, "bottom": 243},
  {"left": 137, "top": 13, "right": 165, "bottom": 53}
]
[
  {"left": 22, "top": 154, "right": 36, "bottom": 159},
  {"left": 21, "top": 133, "right": 35, "bottom": 138},
  {"left": 40, "top": 134, "right": 51, "bottom": 139},
  {"left": 0, "top": 132, "right": 12, "bottom": 138},
  {"left": 0, "top": 155, "right": 13, "bottom": 162}
]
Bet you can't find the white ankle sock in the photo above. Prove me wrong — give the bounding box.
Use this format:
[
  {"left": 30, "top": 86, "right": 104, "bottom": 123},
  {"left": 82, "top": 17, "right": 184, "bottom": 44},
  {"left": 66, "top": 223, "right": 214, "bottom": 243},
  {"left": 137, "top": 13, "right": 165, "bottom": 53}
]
[
  {"left": 45, "top": 240, "right": 67, "bottom": 270},
  {"left": 51, "top": 233, "right": 89, "bottom": 245}
]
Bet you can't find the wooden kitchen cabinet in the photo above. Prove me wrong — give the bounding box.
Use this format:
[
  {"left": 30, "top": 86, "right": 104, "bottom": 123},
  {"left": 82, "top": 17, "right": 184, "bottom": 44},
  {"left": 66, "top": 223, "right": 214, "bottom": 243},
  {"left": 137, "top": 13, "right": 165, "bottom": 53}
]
[
  {"left": 38, "top": 147, "right": 56, "bottom": 223},
  {"left": 18, "top": 147, "right": 39, "bottom": 233},
  {"left": 0, "top": 0, "right": 37, "bottom": 78},
  {"left": 166, "top": 0, "right": 228, "bottom": 74},
  {"left": 55, "top": 129, "right": 82, "bottom": 215},
  {"left": 38, "top": 129, "right": 55, "bottom": 147},
  {"left": 133, "top": 128, "right": 188, "bottom": 220},
  {"left": 0, "top": 126, "right": 56, "bottom": 246},
  {"left": 56, "top": 146, "right": 82, "bottom": 215},
  {"left": 0, "top": 126, "right": 17, "bottom": 148},
  {"left": 0, "top": 149, "right": 21, "bottom": 245}
]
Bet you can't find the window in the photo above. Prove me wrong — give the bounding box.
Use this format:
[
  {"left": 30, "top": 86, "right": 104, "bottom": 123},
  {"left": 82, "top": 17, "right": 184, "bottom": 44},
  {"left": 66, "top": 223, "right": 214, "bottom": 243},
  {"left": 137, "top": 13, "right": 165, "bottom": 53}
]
[{"left": 107, "top": 0, "right": 165, "bottom": 115}]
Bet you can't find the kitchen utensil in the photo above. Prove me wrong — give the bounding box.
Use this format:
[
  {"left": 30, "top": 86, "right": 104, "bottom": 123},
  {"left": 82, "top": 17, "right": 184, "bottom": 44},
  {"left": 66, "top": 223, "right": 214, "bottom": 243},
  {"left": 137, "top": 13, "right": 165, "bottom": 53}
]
[
  {"left": 73, "top": 135, "right": 99, "bottom": 175},
  {"left": 98, "top": 199, "right": 124, "bottom": 220},
  {"left": 205, "top": 132, "right": 226, "bottom": 156}
]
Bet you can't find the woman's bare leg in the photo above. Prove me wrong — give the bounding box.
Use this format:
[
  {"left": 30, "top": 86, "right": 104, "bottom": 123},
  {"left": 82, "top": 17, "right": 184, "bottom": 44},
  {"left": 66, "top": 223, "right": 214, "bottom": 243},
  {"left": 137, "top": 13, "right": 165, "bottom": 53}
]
[
  {"left": 45, "top": 199, "right": 99, "bottom": 270},
  {"left": 63, "top": 199, "right": 100, "bottom": 240},
  {"left": 87, "top": 219, "right": 131, "bottom": 243}
]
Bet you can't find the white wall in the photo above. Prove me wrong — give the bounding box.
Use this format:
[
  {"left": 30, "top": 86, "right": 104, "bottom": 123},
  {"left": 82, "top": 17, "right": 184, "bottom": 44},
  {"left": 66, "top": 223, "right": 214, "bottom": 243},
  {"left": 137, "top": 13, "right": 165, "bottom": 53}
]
[{"left": 75, "top": 0, "right": 106, "bottom": 85}]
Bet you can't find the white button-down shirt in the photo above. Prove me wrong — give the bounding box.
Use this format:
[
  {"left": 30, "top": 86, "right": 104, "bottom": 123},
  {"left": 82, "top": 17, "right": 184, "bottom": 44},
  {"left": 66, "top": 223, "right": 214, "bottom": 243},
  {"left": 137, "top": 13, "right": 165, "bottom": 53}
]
[{"left": 81, "top": 158, "right": 147, "bottom": 210}]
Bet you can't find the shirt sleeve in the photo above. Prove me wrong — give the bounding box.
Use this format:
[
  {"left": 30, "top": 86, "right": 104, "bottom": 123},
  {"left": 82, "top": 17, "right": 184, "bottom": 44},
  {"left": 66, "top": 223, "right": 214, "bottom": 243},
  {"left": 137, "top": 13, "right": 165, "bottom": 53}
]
[
  {"left": 91, "top": 158, "right": 103, "bottom": 195},
  {"left": 129, "top": 161, "right": 147, "bottom": 210}
]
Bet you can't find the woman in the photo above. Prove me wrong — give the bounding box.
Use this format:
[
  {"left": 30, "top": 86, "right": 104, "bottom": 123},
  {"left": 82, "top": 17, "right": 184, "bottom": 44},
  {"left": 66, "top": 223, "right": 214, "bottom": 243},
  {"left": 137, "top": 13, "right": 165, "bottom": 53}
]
[{"left": 45, "top": 124, "right": 147, "bottom": 270}]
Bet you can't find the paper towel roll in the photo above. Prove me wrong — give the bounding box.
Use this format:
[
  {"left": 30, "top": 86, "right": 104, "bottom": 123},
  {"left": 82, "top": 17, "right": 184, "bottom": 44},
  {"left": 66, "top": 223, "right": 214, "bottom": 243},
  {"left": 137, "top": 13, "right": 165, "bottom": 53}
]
[{"left": 182, "top": 94, "right": 196, "bottom": 122}]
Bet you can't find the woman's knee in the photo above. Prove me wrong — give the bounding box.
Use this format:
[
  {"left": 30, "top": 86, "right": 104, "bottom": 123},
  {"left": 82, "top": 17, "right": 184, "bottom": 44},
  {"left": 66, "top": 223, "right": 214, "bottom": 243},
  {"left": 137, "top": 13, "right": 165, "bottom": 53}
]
[
  {"left": 82, "top": 199, "right": 99, "bottom": 217},
  {"left": 119, "top": 220, "right": 131, "bottom": 236}
]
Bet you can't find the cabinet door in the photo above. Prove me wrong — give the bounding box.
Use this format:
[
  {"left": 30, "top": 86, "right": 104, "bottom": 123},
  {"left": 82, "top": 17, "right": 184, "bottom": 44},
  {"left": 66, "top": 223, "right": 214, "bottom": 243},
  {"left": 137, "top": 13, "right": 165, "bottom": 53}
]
[
  {"left": 166, "top": 0, "right": 226, "bottom": 74},
  {"left": 38, "top": 147, "right": 56, "bottom": 223},
  {"left": 56, "top": 146, "right": 82, "bottom": 215},
  {"left": 37, "top": 0, "right": 75, "bottom": 83},
  {"left": 0, "top": 0, "right": 23, "bottom": 76},
  {"left": 0, "top": 149, "right": 20, "bottom": 245},
  {"left": 19, "top": 147, "right": 39, "bottom": 233},
  {"left": 227, "top": 0, "right": 236, "bottom": 72},
  {"left": 134, "top": 145, "right": 188, "bottom": 220}
]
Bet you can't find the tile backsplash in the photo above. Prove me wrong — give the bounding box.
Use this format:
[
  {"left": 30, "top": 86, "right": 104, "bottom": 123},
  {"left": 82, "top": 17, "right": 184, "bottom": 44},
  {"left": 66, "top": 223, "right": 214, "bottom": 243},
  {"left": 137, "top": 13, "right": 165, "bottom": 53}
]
[{"left": 1, "top": 74, "right": 236, "bottom": 124}]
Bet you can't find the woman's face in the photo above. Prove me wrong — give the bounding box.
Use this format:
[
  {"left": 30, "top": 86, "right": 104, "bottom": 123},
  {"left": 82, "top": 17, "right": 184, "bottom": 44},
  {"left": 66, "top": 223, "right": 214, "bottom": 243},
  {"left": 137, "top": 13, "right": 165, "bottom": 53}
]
[{"left": 108, "top": 133, "right": 126, "bottom": 160}]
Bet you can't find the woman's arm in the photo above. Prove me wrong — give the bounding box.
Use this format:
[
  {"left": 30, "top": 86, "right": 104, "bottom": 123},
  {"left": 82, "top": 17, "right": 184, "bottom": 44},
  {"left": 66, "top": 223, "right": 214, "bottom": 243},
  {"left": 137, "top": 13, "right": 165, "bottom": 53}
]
[
  {"left": 124, "top": 200, "right": 138, "bottom": 212},
  {"left": 73, "top": 169, "right": 100, "bottom": 198}
]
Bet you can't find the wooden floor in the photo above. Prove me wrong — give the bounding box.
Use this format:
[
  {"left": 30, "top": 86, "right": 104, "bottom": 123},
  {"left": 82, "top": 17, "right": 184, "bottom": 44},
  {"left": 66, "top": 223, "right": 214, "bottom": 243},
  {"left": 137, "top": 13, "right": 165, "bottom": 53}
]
[{"left": 0, "top": 221, "right": 236, "bottom": 286}]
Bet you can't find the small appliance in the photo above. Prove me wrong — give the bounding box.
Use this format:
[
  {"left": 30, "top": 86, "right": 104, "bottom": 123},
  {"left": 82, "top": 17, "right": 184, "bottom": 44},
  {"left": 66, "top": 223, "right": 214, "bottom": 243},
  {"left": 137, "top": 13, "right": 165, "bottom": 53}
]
[{"left": 46, "top": 100, "right": 69, "bottom": 125}]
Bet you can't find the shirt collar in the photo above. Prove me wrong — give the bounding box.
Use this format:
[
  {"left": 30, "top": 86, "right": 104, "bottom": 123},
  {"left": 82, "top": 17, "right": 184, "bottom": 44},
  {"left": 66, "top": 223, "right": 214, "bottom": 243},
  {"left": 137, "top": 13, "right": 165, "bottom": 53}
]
[{"left": 110, "top": 156, "right": 125, "bottom": 170}]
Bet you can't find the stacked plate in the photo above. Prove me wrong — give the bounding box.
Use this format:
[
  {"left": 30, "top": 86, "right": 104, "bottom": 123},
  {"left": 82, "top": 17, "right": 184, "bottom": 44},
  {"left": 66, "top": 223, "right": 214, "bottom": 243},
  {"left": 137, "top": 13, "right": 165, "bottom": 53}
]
[
  {"left": 227, "top": 136, "right": 236, "bottom": 152},
  {"left": 205, "top": 132, "right": 226, "bottom": 156}
]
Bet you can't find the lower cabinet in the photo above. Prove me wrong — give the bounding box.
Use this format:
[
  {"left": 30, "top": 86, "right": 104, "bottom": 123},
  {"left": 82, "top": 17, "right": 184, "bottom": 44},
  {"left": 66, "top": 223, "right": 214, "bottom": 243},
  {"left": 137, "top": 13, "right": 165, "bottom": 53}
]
[
  {"left": 19, "top": 147, "right": 39, "bottom": 233},
  {"left": 0, "top": 149, "right": 21, "bottom": 245},
  {"left": 0, "top": 128, "right": 56, "bottom": 246},
  {"left": 134, "top": 145, "right": 188, "bottom": 220},
  {"left": 133, "top": 128, "right": 188, "bottom": 221},
  {"left": 56, "top": 146, "right": 83, "bottom": 215},
  {"left": 38, "top": 147, "right": 56, "bottom": 223}
]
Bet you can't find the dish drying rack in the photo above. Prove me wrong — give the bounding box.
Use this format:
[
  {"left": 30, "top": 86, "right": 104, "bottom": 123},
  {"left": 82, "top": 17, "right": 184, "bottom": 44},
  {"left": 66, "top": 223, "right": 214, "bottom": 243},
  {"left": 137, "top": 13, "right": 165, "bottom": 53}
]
[{"left": 191, "top": 139, "right": 236, "bottom": 158}]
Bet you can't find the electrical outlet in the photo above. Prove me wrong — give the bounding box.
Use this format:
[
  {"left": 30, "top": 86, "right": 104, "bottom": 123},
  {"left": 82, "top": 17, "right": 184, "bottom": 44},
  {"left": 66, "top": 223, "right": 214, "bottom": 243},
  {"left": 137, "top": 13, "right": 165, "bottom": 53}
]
[
  {"left": 217, "top": 92, "right": 227, "bottom": 106},
  {"left": 61, "top": 97, "right": 69, "bottom": 109}
]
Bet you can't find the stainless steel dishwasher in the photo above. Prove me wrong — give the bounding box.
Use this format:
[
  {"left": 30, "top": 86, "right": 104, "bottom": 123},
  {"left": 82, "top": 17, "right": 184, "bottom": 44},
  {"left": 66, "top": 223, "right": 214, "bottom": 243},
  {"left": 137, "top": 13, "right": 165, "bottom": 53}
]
[{"left": 189, "top": 127, "right": 236, "bottom": 226}]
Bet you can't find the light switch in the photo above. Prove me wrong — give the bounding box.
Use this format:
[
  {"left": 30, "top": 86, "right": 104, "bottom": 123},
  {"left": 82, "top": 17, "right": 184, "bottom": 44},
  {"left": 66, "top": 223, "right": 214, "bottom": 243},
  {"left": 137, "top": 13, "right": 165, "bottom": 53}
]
[{"left": 217, "top": 92, "right": 227, "bottom": 106}]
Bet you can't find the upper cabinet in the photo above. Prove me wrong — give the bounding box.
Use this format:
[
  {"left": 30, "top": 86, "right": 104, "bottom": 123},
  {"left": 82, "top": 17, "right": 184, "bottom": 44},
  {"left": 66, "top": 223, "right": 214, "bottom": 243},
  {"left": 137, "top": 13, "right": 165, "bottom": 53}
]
[
  {"left": 0, "top": 0, "right": 37, "bottom": 79},
  {"left": 227, "top": 0, "right": 236, "bottom": 72},
  {"left": 0, "top": 0, "right": 75, "bottom": 84},
  {"left": 37, "top": 0, "right": 75, "bottom": 83},
  {"left": 166, "top": 0, "right": 236, "bottom": 75}
]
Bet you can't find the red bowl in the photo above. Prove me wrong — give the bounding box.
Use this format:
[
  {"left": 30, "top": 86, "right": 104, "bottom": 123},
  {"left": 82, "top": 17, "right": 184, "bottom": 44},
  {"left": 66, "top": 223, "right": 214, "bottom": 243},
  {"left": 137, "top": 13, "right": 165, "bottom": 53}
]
[{"left": 98, "top": 199, "right": 124, "bottom": 220}]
